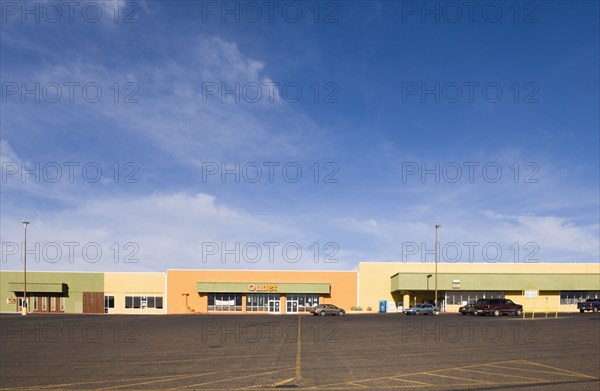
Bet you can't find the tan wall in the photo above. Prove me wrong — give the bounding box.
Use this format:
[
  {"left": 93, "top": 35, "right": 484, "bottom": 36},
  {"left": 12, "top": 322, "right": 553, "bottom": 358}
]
[
  {"left": 445, "top": 291, "right": 586, "bottom": 314},
  {"left": 104, "top": 272, "right": 166, "bottom": 314},
  {"left": 167, "top": 270, "right": 357, "bottom": 314},
  {"left": 445, "top": 291, "right": 568, "bottom": 314},
  {"left": 364, "top": 262, "right": 600, "bottom": 275},
  {"left": 359, "top": 262, "right": 600, "bottom": 313},
  {"left": 507, "top": 291, "right": 561, "bottom": 314},
  {"left": 358, "top": 263, "right": 400, "bottom": 312}
]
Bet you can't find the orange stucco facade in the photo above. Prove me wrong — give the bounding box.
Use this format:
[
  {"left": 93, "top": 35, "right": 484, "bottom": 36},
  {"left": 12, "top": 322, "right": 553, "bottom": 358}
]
[{"left": 167, "top": 269, "right": 357, "bottom": 314}]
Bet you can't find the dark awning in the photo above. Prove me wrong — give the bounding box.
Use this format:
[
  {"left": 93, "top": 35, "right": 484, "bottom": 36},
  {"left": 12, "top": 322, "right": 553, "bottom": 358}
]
[{"left": 9, "top": 282, "right": 67, "bottom": 294}]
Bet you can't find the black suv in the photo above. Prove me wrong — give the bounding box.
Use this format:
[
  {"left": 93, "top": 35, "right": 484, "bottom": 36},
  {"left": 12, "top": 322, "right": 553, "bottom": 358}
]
[{"left": 474, "top": 298, "right": 523, "bottom": 316}]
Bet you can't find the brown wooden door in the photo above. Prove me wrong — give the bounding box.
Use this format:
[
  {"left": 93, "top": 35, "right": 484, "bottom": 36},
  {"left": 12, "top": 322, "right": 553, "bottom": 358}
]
[{"left": 83, "top": 292, "right": 104, "bottom": 313}]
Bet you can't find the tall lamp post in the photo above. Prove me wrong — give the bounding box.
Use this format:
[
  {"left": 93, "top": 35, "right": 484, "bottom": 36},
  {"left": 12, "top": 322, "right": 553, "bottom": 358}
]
[
  {"left": 434, "top": 224, "right": 442, "bottom": 308},
  {"left": 22, "top": 220, "right": 30, "bottom": 316}
]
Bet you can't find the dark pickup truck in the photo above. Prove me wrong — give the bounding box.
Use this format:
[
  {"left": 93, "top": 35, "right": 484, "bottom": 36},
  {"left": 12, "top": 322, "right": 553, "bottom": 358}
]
[{"left": 577, "top": 299, "right": 600, "bottom": 313}]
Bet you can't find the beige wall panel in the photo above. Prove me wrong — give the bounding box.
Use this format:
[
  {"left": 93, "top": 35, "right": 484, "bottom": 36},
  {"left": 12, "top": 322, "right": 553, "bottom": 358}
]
[{"left": 104, "top": 272, "right": 166, "bottom": 314}]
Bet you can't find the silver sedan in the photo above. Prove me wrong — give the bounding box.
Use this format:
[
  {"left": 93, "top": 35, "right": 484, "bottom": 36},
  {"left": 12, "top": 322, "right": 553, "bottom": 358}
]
[{"left": 403, "top": 304, "right": 440, "bottom": 315}]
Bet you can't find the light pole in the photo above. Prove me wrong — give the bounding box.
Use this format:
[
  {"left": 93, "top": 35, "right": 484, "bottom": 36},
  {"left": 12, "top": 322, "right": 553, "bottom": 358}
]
[
  {"left": 22, "top": 220, "right": 30, "bottom": 316},
  {"left": 426, "top": 274, "right": 432, "bottom": 292},
  {"left": 434, "top": 224, "right": 442, "bottom": 308}
]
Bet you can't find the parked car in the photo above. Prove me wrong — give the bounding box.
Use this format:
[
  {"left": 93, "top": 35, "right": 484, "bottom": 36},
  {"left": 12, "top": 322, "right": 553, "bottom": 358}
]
[
  {"left": 459, "top": 303, "right": 476, "bottom": 315},
  {"left": 403, "top": 304, "right": 440, "bottom": 315},
  {"left": 577, "top": 299, "right": 600, "bottom": 313},
  {"left": 474, "top": 298, "right": 523, "bottom": 316},
  {"left": 310, "top": 304, "right": 345, "bottom": 316}
]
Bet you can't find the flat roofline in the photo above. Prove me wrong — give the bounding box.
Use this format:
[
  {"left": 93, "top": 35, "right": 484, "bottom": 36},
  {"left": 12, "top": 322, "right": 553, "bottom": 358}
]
[
  {"left": 391, "top": 272, "right": 597, "bottom": 276},
  {"left": 166, "top": 269, "right": 357, "bottom": 272},
  {"left": 0, "top": 269, "right": 353, "bottom": 273},
  {"left": 363, "top": 262, "right": 599, "bottom": 265},
  {"left": 390, "top": 270, "right": 600, "bottom": 278},
  {"left": 0, "top": 270, "right": 105, "bottom": 274},
  {"left": 103, "top": 271, "right": 166, "bottom": 274}
]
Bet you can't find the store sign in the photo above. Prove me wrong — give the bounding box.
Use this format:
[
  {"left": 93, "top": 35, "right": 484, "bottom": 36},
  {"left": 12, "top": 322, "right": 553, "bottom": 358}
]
[
  {"left": 248, "top": 284, "right": 278, "bottom": 292},
  {"left": 452, "top": 280, "right": 460, "bottom": 289},
  {"left": 524, "top": 290, "right": 538, "bottom": 298},
  {"left": 6, "top": 297, "right": 16, "bottom": 304}
]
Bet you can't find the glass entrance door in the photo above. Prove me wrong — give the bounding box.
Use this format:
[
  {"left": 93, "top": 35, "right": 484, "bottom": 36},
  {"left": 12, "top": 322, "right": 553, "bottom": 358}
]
[
  {"left": 268, "top": 300, "right": 280, "bottom": 314},
  {"left": 286, "top": 300, "right": 298, "bottom": 314}
]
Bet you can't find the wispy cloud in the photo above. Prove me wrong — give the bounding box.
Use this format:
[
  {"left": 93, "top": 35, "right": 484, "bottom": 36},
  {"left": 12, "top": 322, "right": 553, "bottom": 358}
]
[
  {"left": 2, "top": 2, "right": 598, "bottom": 272},
  {"left": 3, "top": 35, "right": 327, "bottom": 165},
  {"left": 1, "top": 191, "right": 354, "bottom": 272}
]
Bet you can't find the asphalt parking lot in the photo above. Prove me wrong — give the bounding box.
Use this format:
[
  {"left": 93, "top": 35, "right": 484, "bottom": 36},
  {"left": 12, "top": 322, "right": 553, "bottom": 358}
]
[{"left": 1, "top": 312, "right": 599, "bottom": 390}]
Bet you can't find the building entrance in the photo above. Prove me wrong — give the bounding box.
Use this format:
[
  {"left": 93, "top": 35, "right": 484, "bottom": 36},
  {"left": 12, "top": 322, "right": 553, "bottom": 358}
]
[
  {"left": 286, "top": 300, "right": 298, "bottom": 314},
  {"left": 268, "top": 300, "right": 280, "bottom": 314}
]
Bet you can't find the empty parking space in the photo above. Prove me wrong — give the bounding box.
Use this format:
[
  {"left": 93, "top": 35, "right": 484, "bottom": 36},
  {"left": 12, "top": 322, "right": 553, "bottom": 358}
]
[{"left": 1, "top": 313, "right": 598, "bottom": 390}]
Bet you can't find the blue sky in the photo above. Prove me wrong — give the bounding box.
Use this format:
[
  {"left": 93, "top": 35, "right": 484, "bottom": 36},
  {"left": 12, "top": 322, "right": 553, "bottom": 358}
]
[{"left": 1, "top": 0, "right": 598, "bottom": 272}]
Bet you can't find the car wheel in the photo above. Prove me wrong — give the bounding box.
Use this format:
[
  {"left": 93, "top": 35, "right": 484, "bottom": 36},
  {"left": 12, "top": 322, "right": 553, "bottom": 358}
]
[
  {"left": 338, "top": 310, "right": 344, "bottom": 316},
  {"left": 516, "top": 308, "right": 523, "bottom": 317},
  {"left": 461, "top": 312, "right": 467, "bottom": 315},
  {"left": 593, "top": 307, "right": 599, "bottom": 313},
  {"left": 493, "top": 309, "right": 501, "bottom": 317},
  {"left": 319, "top": 311, "right": 326, "bottom": 316},
  {"left": 580, "top": 309, "right": 584, "bottom": 313}
]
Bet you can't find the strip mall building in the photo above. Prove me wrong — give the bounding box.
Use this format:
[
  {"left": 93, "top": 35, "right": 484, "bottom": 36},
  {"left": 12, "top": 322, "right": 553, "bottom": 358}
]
[{"left": 1, "top": 263, "right": 598, "bottom": 314}]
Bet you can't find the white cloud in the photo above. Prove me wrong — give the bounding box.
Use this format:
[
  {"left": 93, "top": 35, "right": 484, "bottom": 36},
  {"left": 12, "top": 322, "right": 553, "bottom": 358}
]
[
  {"left": 0, "top": 140, "right": 19, "bottom": 164},
  {"left": 501, "top": 214, "right": 599, "bottom": 255},
  {"left": 12, "top": 35, "right": 326, "bottom": 165},
  {"left": 1, "top": 192, "right": 353, "bottom": 272},
  {"left": 333, "top": 209, "right": 599, "bottom": 263}
]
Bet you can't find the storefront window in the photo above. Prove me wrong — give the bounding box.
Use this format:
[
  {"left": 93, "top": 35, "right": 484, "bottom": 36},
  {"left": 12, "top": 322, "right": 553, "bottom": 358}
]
[
  {"left": 246, "top": 294, "right": 281, "bottom": 312},
  {"left": 560, "top": 291, "right": 600, "bottom": 305},
  {"left": 208, "top": 293, "right": 242, "bottom": 311},
  {"left": 286, "top": 294, "right": 320, "bottom": 312},
  {"left": 445, "top": 291, "right": 505, "bottom": 305},
  {"left": 124, "top": 295, "right": 163, "bottom": 309}
]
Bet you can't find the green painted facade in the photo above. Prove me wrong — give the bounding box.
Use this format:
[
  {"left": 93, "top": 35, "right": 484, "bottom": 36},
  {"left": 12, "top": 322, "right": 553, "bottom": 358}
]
[
  {"left": 0, "top": 271, "right": 103, "bottom": 313},
  {"left": 197, "top": 282, "right": 331, "bottom": 294},
  {"left": 391, "top": 272, "right": 600, "bottom": 292}
]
